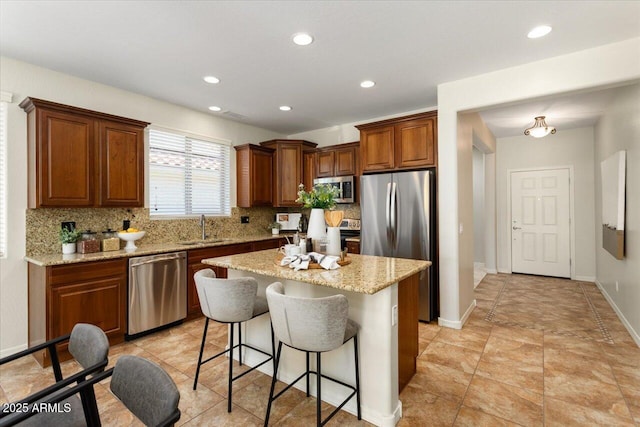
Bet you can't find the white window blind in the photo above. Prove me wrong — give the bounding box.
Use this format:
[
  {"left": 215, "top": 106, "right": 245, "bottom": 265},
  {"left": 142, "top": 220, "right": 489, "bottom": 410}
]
[
  {"left": 0, "top": 96, "right": 8, "bottom": 258},
  {"left": 148, "top": 128, "right": 231, "bottom": 217}
]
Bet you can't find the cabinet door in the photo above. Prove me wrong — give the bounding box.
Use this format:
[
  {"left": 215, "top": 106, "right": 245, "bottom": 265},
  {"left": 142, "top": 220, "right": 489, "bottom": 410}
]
[
  {"left": 251, "top": 148, "right": 273, "bottom": 206},
  {"left": 187, "top": 263, "right": 228, "bottom": 317},
  {"left": 395, "top": 118, "right": 436, "bottom": 169},
  {"left": 346, "top": 240, "right": 360, "bottom": 255},
  {"left": 316, "top": 151, "right": 335, "bottom": 178},
  {"left": 99, "top": 120, "right": 145, "bottom": 206},
  {"left": 335, "top": 146, "right": 357, "bottom": 176},
  {"left": 303, "top": 151, "right": 317, "bottom": 191},
  {"left": 38, "top": 110, "right": 95, "bottom": 207},
  {"left": 277, "top": 144, "right": 302, "bottom": 206},
  {"left": 50, "top": 274, "right": 126, "bottom": 358},
  {"left": 360, "top": 126, "right": 394, "bottom": 172}
]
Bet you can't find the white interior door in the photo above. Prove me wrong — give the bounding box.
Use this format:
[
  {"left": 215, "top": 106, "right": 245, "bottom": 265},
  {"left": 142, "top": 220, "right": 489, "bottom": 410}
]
[{"left": 511, "top": 169, "right": 571, "bottom": 278}]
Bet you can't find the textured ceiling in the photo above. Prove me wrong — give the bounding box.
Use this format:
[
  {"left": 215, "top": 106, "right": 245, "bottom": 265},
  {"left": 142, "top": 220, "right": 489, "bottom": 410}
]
[{"left": 1, "top": 1, "right": 639, "bottom": 135}]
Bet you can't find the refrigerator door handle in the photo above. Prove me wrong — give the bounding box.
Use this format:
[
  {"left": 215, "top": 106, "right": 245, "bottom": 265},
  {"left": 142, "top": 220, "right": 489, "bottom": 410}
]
[
  {"left": 390, "top": 181, "right": 398, "bottom": 248},
  {"left": 386, "top": 182, "right": 393, "bottom": 246}
]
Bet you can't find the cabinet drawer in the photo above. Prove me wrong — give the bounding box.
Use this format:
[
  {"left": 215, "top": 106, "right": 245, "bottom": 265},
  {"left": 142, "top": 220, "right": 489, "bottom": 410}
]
[{"left": 50, "top": 258, "right": 127, "bottom": 285}]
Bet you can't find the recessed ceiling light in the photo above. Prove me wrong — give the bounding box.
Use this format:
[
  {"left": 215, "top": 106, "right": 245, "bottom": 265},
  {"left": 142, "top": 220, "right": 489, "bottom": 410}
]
[
  {"left": 203, "top": 76, "right": 220, "bottom": 84},
  {"left": 208, "top": 106, "right": 222, "bottom": 112},
  {"left": 292, "top": 33, "right": 313, "bottom": 46},
  {"left": 527, "top": 25, "right": 552, "bottom": 39},
  {"left": 360, "top": 80, "right": 375, "bottom": 88},
  {"left": 279, "top": 106, "right": 292, "bottom": 111}
]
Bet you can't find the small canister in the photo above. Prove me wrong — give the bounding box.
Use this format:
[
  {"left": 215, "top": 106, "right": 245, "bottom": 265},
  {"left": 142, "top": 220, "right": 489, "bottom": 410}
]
[
  {"left": 101, "top": 229, "right": 120, "bottom": 252},
  {"left": 299, "top": 238, "right": 307, "bottom": 255},
  {"left": 77, "top": 230, "right": 100, "bottom": 254}
]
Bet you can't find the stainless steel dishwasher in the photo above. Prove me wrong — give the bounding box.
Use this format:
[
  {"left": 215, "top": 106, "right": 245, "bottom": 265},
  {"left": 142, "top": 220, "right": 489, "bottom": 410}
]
[{"left": 128, "top": 251, "right": 187, "bottom": 337}]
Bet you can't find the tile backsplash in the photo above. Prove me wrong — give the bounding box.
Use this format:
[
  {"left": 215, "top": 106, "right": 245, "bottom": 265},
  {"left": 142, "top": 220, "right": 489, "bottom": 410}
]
[{"left": 25, "top": 204, "right": 360, "bottom": 256}]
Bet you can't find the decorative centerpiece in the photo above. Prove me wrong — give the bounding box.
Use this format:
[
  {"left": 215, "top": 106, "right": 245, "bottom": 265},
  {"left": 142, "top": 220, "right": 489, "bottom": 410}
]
[
  {"left": 296, "top": 183, "right": 340, "bottom": 249},
  {"left": 117, "top": 228, "right": 146, "bottom": 251},
  {"left": 59, "top": 227, "right": 80, "bottom": 254}
]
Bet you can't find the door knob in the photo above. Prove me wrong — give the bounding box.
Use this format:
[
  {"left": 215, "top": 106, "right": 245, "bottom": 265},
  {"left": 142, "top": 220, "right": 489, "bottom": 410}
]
[{"left": 512, "top": 226, "right": 522, "bottom": 230}]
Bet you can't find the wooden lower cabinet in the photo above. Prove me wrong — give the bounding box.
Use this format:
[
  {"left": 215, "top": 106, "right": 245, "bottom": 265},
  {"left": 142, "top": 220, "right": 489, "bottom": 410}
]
[
  {"left": 398, "top": 273, "right": 420, "bottom": 392},
  {"left": 186, "top": 242, "right": 256, "bottom": 319},
  {"left": 345, "top": 240, "right": 360, "bottom": 255},
  {"left": 28, "top": 258, "right": 127, "bottom": 366}
]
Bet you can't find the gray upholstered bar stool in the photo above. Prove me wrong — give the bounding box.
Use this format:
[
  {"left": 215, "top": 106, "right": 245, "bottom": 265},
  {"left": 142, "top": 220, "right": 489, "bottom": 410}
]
[
  {"left": 193, "top": 269, "right": 275, "bottom": 413},
  {"left": 264, "top": 281, "right": 361, "bottom": 427}
]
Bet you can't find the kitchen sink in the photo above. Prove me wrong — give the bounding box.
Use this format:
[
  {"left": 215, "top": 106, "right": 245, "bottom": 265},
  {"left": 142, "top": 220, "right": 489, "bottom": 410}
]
[{"left": 178, "top": 238, "right": 230, "bottom": 246}]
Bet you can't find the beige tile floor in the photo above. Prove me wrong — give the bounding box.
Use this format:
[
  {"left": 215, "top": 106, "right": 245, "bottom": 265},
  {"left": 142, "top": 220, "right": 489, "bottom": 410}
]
[{"left": 1, "top": 273, "right": 639, "bottom": 426}]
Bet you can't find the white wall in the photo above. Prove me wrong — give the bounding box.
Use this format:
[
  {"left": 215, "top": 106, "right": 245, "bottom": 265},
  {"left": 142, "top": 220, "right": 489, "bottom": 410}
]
[
  {"left": 288, "top": 106, "right": 437, "bottom": 145},
  {"left": 437, "top": 37, "right": 640, "bottom": 328},
  {"left": 495, "top": 127, "right": 597, "bottom": 281},
  {"left": 472, "top": 147, "right": 485, "bottom": 264},
  {"left": 594, "top": 83, "right": 640, "bottom": 345},
  {"left": 0, "top": 56, "right": 284, "bottom": 356}
]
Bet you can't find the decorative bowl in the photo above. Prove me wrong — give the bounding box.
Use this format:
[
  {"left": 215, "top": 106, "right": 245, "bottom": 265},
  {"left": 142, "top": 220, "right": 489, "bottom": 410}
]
[{"left": 117, "top": 231, "right": 146, "bottom": 251}]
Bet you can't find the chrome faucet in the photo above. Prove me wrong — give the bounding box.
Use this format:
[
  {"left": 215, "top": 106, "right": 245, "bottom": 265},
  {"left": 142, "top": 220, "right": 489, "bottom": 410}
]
[{"left": 200, "top": 214, "right": 207, "bottom": 240}]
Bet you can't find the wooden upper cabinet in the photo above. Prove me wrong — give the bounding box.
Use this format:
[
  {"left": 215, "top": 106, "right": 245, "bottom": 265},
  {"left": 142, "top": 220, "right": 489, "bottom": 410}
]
[
  {"left": 359, "top": 126, "right": 395, "bottom": 172},
  {"left": 316, "top": 142, "right": 359, "bottom": 177},
  {"left": 357, "top": 111, "right": 437, "bottom": 173},
  {"left": 36, "top": 109, "right": 95, "bottom": 207},
  {"left": 20, "top": 97, "right": 149, "bottom": 208},
  {"left": 303, "top": 151, "right": 317, "bottom": 190},
  {"left": 396, "top": 118, "right": 436, "bottom": 169},
  {"left": 334, "top": 143, "right": 358, "bottom": 176},
  {"left": 235, "top": 144, "right": 274, "bottom": 207},
  {"left": 99, "top": 120, "right": 145, "bottom": 206},
  {"left": 316, "top": 150, "right": 335, "bottom": 177},
  {"left": 260, "top": 139, "right": 317, "bottom": 207}
]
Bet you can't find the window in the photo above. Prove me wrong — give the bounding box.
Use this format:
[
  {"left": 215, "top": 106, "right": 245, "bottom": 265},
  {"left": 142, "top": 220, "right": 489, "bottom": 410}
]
[
  {"left": 148, "top": 128, "right": 231, "bottom": 217},
  {"left": 0, "top": 92, "right": 9, "bottom": 258}
]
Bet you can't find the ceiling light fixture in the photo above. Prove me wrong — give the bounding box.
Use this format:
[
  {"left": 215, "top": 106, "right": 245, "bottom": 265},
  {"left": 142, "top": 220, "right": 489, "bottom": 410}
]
[
  {"left": 524, "top": 116, "right": 556, "bottom": 138},
  {"left": 527, "top": 25, "right": 552, "bottom": 39},
  {"left": 208, "top": 106, "right": 222, "bottom": 112},
  {"left": 203, "top": 76, "right": 220, "bottom": 84},
  {"left": 292, "top": 33, "right": 314, "bottom": 46},
  {"left": 360, "top": 80, "right": 375, "bottom": 88},
  {"left": 279, "top": 106, "right": 292, "bottom": 111}
]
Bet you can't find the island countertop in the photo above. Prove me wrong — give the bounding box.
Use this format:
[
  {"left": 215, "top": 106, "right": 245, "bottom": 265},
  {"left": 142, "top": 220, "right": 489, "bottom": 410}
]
[{"left": 203, "top": 249, "right": 430, "bottom": 294}]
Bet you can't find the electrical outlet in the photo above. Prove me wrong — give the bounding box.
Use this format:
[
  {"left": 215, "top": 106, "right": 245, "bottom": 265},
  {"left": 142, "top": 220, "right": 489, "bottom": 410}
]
[
  {"left": 240, "top": 216, "right": 249, "bottom": 224},
  {"left": 616, "top": 281, "right": 619, "bottom": 292},
  {"left": 391, "top": 305, "right": 398, "bottom": 326}
]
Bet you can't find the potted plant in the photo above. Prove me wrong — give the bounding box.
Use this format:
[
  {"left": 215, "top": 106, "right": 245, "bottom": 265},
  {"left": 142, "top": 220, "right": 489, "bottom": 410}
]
[
  {"left": 296, "top": 183, "right": 340, "bottom": 243},
  {"left": 59, "top": 228, "right": 80, "bottom": 254},
  {"left": 268, "top": 221, "right": 282, "bottom": 235}
]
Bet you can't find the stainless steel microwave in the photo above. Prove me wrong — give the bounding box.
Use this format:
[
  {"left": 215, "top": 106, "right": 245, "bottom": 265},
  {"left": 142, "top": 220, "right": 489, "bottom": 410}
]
[{"left": 313, "top": 176, "right": 355, "bottom": 204}]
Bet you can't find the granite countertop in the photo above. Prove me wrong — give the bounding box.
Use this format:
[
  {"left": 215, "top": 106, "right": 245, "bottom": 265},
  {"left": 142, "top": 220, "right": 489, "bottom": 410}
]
[
  {"left": 203, "top": 250, "right": 430, "bottom": 294},
  {"left": 25, "top": 234, "right": 291, "bottom": 267}
]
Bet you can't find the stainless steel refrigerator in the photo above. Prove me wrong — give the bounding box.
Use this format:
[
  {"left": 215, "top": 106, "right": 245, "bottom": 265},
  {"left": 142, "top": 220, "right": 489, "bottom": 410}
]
[{"left": 360, "top": 169, "right": 438, "bottom": 321}]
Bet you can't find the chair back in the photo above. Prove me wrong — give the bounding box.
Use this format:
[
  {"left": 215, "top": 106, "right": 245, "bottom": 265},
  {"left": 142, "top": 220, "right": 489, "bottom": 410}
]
[
  {"left": 194, "top": 269, "right": 259, "bottom": 322},
  {"left": 68, "top": 323, "right": 109, "bottom": 370},
  {"left": 110, "top": 355, "right": 180, "bottom": 426},
  {"left": 266, "top": 282, "right": 348, "bottom": 352}
]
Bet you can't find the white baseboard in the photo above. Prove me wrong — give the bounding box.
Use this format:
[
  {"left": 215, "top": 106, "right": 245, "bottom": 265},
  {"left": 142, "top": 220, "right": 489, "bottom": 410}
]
[
  {"left": 574, "top": 275, "right": 595, "bottom": 282},
  {"left": 497, "top": 268, "right": 511, "bottom": 274},
  {"left": 438, "top": 299, "right": 477, "bottom": 330},
  {"left": 595, "top": 280, "right": 640, "bottom": 347},
  {"left": 485, "top": 268, "right": 498, "bottom": 274},
  {"left": 0, "top": 343, "right": 27, "bottom": 359}
]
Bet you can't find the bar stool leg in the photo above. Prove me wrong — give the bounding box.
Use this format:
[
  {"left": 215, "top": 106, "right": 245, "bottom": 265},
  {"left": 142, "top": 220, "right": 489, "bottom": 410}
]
[
  {"left": 193, "top": 318, "right": 210, "bottom": 390},
  {"left": 238, "top": 322, "right": 243, "bottom": 366},
  {"left": 316, "top": 352, "right": 322, "bottom": 427},
  {"left": 354, "top": 335, "right": 361, "bottom": 420},
  {"left": 306, "top": 352, "right": 310, "bottom": 397},
  {"left": 264, "top": 341, "right": 283, "bottom": 427},
  {"left": 228, "top": 322, "right": 235, "bottom": 413}
]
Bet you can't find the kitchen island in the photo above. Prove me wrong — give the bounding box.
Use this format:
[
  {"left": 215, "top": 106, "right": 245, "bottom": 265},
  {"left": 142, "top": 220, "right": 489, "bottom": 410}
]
[{"left": 203, "top": 250, "right": 430, "bottom": 427}]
